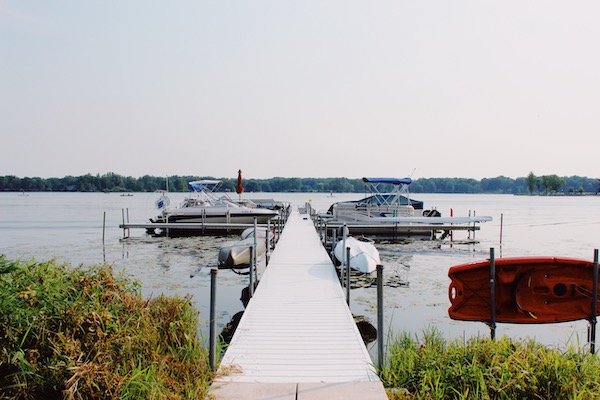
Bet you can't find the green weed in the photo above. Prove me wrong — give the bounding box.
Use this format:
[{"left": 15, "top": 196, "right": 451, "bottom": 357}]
[
  {"left": 0, "top": 255, "right": 212, "bottom": 399},
  {"left": 380, "top": 328, "right": 600, "bottom": 400}
]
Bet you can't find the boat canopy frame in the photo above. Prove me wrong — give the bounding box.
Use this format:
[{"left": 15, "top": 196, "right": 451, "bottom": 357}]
[{"left": 360, "top": 177, "right": 416, "bottom": 207}]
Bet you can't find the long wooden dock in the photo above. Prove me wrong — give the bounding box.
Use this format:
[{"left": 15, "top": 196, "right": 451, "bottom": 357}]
[{"left": 210, "top": 211, "right": 387, "bottom": 399}]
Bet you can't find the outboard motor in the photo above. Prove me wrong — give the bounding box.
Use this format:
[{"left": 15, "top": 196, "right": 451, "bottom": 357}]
[{"left": 423, "top": 209, "right": 441, "bottom": 217}]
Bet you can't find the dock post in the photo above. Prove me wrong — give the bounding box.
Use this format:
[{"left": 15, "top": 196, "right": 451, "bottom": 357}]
[
  {"left": 489, "top": 247, "right": 497, "bottom": 340},
  {"left": 253, "top": 218, "right": 258, "bottom": 269},
  {"left": 499, "top": 213, "right": 504, "bottom": 247},
  {"left": 209, "top": 268, "right": 218, "bottom": 371},
  {"left": 249, "top": 246, "right": 255, "bottom": 298},
  {"left": 265, "top": 220, "right": 271, "bottom": 266},
  {"left": 450, "top": 208, "right": 454, "bottom": 244},
  {"left": 346, "top": 246, "right": 351, "bottom": 305},
  {"left": 331, "top": 229, "right": 337, "bottom": 259},
  {"left": 126, "top": 208, "right": 130, "bottom": 238},
  {"left": 589, "top": 249, "right": 599, "bottom": 354},
  {"left": 121, "top": 209, "right": 126, "bottom": 239},
  {"left": 377, "top": 264, "right": 384, "bottom": 369},
  {"left": 102, "top": 211, "right": 106, "bottom": 244},
  {"left": 342, "top": 224, "right": 348, "bottom": 286},
  {"left": 472, "top": 210, "right": 476, "bottom": 241}
]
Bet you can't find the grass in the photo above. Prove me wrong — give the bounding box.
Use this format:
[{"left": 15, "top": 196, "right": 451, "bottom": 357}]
[
  {"left": 380, "top": 327, "right": 600, "bottom": 400},
  {"left": 0, "top": 255, "right": 212, "bottom": 399}
]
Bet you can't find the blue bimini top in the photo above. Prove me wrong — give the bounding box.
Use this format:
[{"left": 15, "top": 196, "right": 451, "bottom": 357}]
[{"left": 362, "top": 177, "right": 412, "bottom": 186}]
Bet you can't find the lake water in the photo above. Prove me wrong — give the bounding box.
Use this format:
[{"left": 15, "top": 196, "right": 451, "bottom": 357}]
[{"left": 1, "top": 191, "right": 600, "bottom": 356}]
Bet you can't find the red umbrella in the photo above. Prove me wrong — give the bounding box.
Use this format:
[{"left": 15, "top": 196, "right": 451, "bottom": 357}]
[{"left": 236, "top": 169, "right": 244, "bottom": 199}]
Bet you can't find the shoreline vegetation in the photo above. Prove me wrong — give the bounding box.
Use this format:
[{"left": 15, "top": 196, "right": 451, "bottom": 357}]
[
  {"left": 1, "top": 173, "right": 599, "bottom": 195},
  {"left": 2, "top": 257, "right": 600, "bottom": 399}
]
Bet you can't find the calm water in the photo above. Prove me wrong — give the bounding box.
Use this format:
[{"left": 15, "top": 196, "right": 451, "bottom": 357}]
[{"left": 1, "top": 192, "right": 600, "bottom": 355}]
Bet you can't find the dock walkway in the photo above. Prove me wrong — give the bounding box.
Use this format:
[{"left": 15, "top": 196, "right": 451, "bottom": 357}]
[{"left": 211, "top": 210, "right": 387, "bottom": 399}]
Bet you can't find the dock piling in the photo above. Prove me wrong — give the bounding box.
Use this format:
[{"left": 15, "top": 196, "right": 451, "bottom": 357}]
[
  {"left": 489, "top": 247, "right": 497, "bottom": 340},
  {"left": 346, "top": 246, "right": 351, "bottom": 305},
  {"left": 209, "top": 268, "right": 218, "bottom": 371},
  {"left": 589, "top": 248, "right": 598, "bottom": 354},
  {"left": 249, "top": 245, "right": 255, "bottom": 298},
  {"left": 265, "top": 220, "right": 271, "bottom": 266},
  {"left": 377, "top": 264, "right": 384, "bottom": 370}
]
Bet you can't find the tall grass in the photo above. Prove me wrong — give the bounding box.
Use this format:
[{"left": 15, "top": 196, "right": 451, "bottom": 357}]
[
  {"left": 380, "top": 328, "right": 600, "bottom": 399},
  {"left": 0, "top": 255, "right": 212, "bottom": 399}
]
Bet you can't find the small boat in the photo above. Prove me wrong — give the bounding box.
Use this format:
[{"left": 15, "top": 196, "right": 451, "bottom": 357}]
[
  {"left": 218, "top": 228, "right": 269, "bottom": 269},
  {"left": 333, "top": 236, "right": 381, "bottom": 274},
  {"left": 448, "top": 256, "right": 600, "bottom": 324}
]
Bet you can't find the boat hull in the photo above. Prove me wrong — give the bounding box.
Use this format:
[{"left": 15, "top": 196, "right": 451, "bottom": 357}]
[
  {"left": 218, "top": 236, "right": 267, "bottom": 269},
  {"left": 448, "top": 256, "right": 599, "bottom": 324},
  {"left": 333, "top": 237, "right": 380, "bottom": 274}
]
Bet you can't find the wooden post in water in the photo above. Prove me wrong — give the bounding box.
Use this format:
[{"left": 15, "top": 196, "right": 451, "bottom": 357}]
[
  {"left": 489, "top": 247, "right": 497, "bottom": 340},
  {"left": 209, "top": 268, "right": 217, "bottom": 371},
  {"left": 590, "top": 249, "right": 599, "bottom": 354},
  {"left": 102, "top": 211, "right": 106, "bottom": 244},
  {"left": 377, "top": 264, "right": 384, "bottom": 369}
]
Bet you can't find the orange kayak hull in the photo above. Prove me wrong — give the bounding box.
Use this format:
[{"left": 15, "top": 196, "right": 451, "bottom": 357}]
[{"left": 448, "top": 257, "right": 598, "bottom": 324}]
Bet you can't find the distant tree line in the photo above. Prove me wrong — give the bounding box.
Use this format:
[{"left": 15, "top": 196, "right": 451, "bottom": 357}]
[{"left": 1, "top": 172, "right": 598, "bottom": 194}]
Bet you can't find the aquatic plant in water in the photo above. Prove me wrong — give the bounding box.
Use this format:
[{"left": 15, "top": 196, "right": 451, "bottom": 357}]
[{"left": 0, "top": 255, "right": 212, "bottom": 399}]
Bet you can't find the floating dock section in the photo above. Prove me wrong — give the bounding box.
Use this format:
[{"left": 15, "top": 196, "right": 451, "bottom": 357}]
[{"left": 210, "top": 211, "right": 387, "bottom": 399}]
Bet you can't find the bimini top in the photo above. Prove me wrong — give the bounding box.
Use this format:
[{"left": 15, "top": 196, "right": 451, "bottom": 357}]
[
  {"left": 362, "top": 177, "right": 412, "bottom": 186},
  {"left": 188, "top": 180, "right": 222, "bottom": 192}
]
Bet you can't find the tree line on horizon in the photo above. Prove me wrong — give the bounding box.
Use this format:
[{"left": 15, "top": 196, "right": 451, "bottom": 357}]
[{"left": 0, "top": 172, "right": 598, "bottom": 195}]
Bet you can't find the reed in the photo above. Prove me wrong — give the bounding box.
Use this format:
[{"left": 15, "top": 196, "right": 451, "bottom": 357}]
[
  {"left": 0, "top": 255, "right": 212, "bottom": 399},
  {"left": 380, "top": 327, "right": 600, "bottom": 400}
]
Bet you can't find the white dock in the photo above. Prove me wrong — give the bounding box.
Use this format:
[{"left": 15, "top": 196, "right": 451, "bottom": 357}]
[{"left": 211, "top": 211, "right": 387, "bottom": 399}]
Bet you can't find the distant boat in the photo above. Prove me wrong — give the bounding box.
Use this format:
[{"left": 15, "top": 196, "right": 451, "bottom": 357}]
[
  {"left": 448, "top": 256, "right": 600, "bottom": 324},
  {"left": 18, "top": 190, "right": 29, "bottom": 197},
  {"left": 120, "top": 193, "right": 133, "bottom": 197},
  {"left": 333, "top": 236, "right": 381, "bottom": 274}
]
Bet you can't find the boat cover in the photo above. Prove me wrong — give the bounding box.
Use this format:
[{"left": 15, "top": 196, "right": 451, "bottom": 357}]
[{"left": 362, "top": 177, "right": 412, "bottom": 185}]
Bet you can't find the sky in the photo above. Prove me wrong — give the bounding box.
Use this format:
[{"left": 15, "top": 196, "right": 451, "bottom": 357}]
[{"left": 1, "top": 1, "right": 599, "bottom": 180}]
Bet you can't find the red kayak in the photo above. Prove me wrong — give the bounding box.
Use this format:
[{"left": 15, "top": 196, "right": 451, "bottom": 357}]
[{"left": 448, "top": 256, "right": 599, "bottom": 324}]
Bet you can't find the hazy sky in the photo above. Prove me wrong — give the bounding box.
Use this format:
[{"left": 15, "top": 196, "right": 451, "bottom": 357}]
[{"left": 1, "top": 1, "right": 598, "bottom": 180}]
